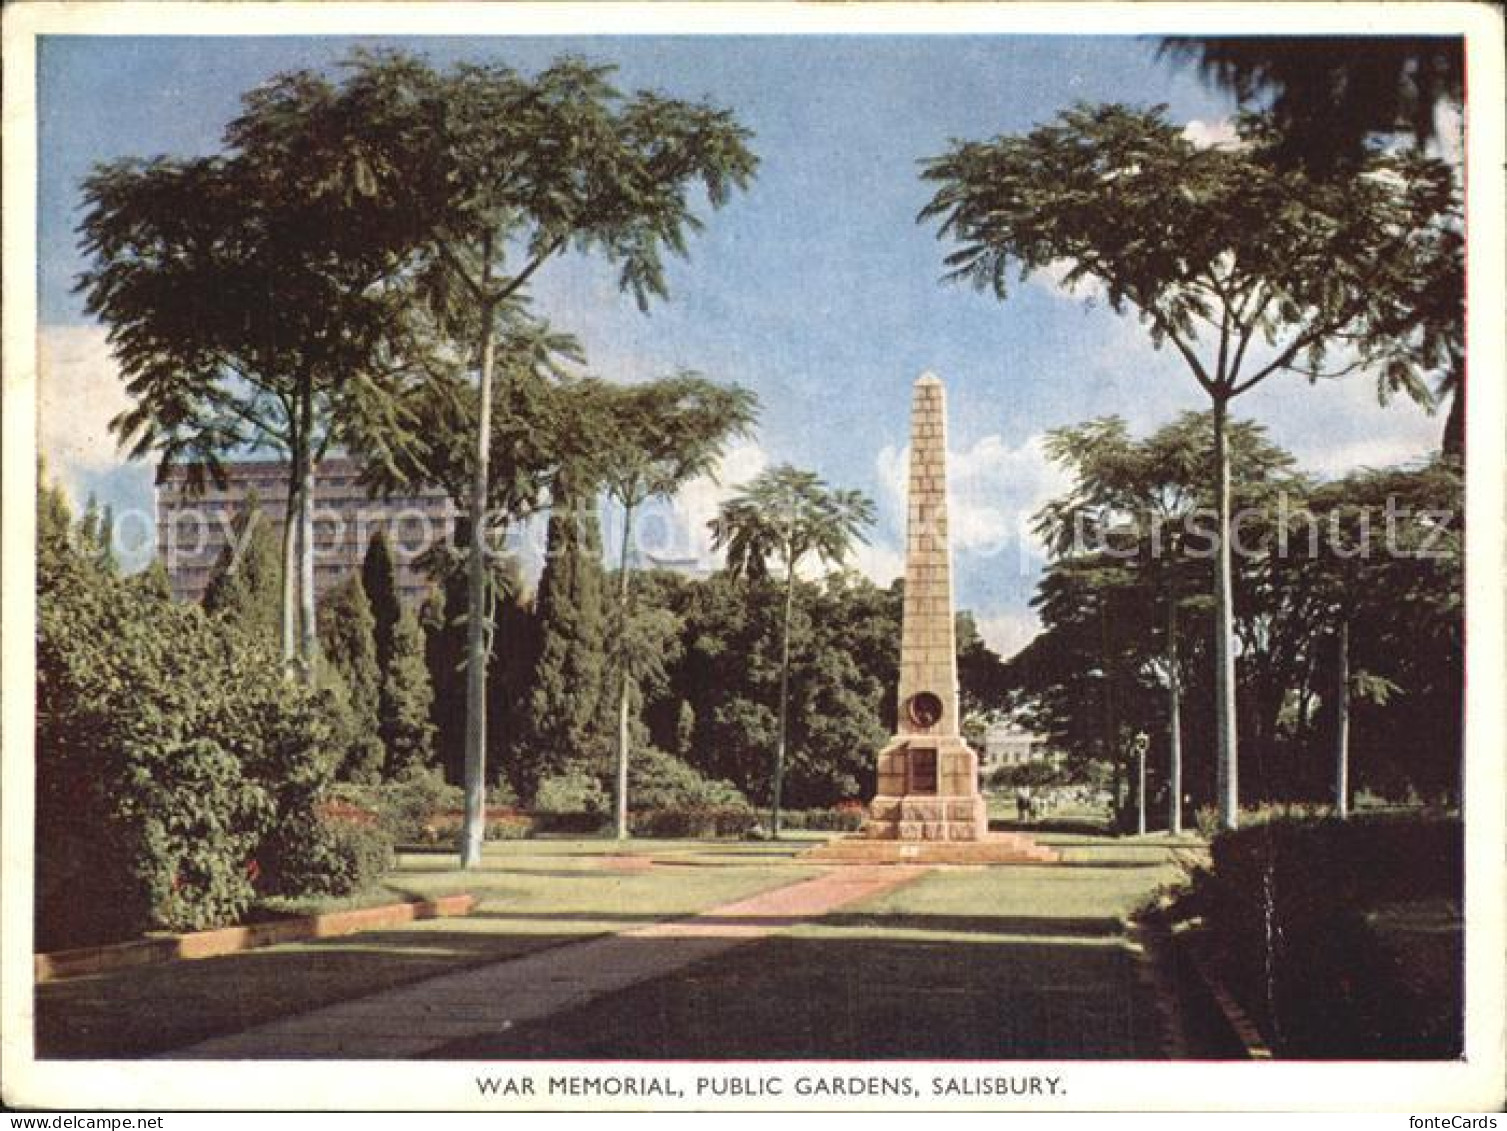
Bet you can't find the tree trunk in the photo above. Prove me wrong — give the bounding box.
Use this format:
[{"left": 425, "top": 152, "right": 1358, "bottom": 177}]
[
  {"left": 280, "top": 431, "right": 301, "bottom": 676},
  {"left": 1334, "top": 619, "right": 1351, "bottom": 819},
  {"left": 296, "top": 389, "right": 318, "bottom": 686},
  {"left": 1212, "top": 395, "right": 1240, "bottom": 830},
  {"left": 1442, "top": 371, "right": 1464, "bottom": 459},
  {"left": 461, "top": 294, "right": 498, "bottom": 869},
  {"left": 614, "top": 501, "right": 635, "bottom": 841},
  {"left": 1167, "top": 595, "right": 1183, "bottom": 836},
  {"left": 772, "top": 561, "right": 796, "bottom": 838}
]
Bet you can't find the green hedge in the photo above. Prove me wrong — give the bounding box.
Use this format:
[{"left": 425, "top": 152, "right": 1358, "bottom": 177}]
[
  {"left": 775, "top": 806, "right": 866, "bottom": 832},
  {"left": 628, "top": 804, "right": 758, "bottom": 839},
  {"left": 1181, "top": 812, "right": 1462, "bottom": 1057}
]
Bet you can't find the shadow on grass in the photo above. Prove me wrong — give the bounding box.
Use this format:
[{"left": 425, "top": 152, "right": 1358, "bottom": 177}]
[
  {"left": 818, "top": 911, "right": 1124, "bottom": 937},
  {"left": 426, "top": 932, "right": 1168, "bottom": 1061},
  {"left": 990, "top": 817, "right": 1112, "bottom": 837},
  {"left": 445, "top": 909, "right": 1125, "bottom": 936},
  {"left": 35, "top": 928, "right": 583, "bottom": 1060}
]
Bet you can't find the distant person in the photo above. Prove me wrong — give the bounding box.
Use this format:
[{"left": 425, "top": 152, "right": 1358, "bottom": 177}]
[{"left": 1016, "top": 787, "right": 1031, "bottom": 823}]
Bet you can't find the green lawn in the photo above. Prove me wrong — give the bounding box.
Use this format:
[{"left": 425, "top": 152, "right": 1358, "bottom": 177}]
[
  {"left": 40, "top": 832, "right": 1202, "bottom": 1061},
  {"left": 431, "top": 834, "right": 1196, "bottom": 1060},
  {"left": 36, "top": 837, "right": 821, "bottom": 1059}
]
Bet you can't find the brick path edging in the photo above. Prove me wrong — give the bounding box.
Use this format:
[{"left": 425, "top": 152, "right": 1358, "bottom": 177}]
[
  {"left": 1175, "top": 927, "right": 1275, "bottom": 1059},
  {"left": 35, "top": 893, "right": 476, "bottom": 983}
]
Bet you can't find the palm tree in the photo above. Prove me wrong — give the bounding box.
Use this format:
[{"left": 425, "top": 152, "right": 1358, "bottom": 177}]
[
  {"left": 709, "top": 465, "right": 875, "bottom": 836},
  {"left": 600, "top": 375, "right": 758, "bottom": 839}
]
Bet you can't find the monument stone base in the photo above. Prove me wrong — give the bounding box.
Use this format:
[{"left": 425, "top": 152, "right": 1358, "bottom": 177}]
[{"left": 859, "top": 736, "right": 988, "bottom": 841}]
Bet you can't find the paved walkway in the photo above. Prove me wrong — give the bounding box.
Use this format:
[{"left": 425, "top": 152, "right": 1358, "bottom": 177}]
[{"left": 165, "top": 865, "right": 926, "bottom": 1059}]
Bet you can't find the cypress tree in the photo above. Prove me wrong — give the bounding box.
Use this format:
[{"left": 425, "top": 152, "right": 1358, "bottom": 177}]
[
  {"left": 421, "top": 580, "right": 466, "bottom": 786},
  {"left": 420, "top": 550, "right": 537, "bottom": 793},
  {"left": 514, "top": 470, "right": 610, "bottom": 798},
  {"left": 362, "top": 529, "right": 402, "bottom": 675},
  {"left": 317, "top": 574, "right": 385, "bottom": 781},
  {"left": 381, "top": 606, "right": 437, "bottom": 776},
  {"left": 202, "top": 494, "right": 282, "bottom": 645}
]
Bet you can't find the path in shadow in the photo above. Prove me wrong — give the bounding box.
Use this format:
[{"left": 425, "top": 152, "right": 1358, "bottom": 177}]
[
  {"left": 427, "top": 931, "right": 1165, "bottom": 1060},
  {"left": 35, "top": 926, "right": 581, "bottom": 1059}
]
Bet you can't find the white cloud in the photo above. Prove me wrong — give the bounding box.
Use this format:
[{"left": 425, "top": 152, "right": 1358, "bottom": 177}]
[
  {"left": 974, "top": 610, "right": 1042, "bottom": 662},
  {"left": 1241, "top": 370, "right": 1441, "bottom": 477},
  {"left": 37, "top": 324, "right": 132, "bottom": 498},
  {"left": 877, "top": 431, "right": 1071, "bottom": 561},
  {"left": 1182, "top": 117, "right": 1242, "bottom": 150},
  {"left": 848, "top": 538, "right": 905, "bottom": 587}
]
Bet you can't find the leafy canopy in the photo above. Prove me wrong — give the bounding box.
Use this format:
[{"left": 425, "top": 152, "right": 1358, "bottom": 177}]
[{"left": 920, "top": 103, "right": 1461, "bottom": 409}]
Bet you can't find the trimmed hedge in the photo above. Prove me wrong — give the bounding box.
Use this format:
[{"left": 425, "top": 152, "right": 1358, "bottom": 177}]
[
  {"left": 1179, "top": 812, "right": 1462, "bottom": 1058},
  {"left": 776, "top": 806, "right": 866, "bottom": 833},
  {"left": 628, "top": 804, "right": 758, "bottom": 839}
]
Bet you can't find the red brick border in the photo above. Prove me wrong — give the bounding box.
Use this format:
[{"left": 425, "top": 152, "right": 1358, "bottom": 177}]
[
  {"left": 1181, "top": 931, "right": 1275, "bottom": 1059},
  {"left": 35, "top": 893, "right": 476, "bottom": 983}
]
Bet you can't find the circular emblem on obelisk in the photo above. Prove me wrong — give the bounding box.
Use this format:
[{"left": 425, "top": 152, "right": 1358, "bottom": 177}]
[{"left": 906, "top": 692, "right": 943, "bottom": 729}]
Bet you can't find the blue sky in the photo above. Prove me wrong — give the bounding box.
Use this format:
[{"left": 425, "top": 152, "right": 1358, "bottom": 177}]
[{"left": 36, "top": 34, "right": 1445, "bottom": 656}]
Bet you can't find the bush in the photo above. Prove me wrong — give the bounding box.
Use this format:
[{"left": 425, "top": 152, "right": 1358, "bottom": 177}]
[
  {"left": 488, "top": 777, "right": 521, "bottom": 810},
  {"left": 259, "top": 812, "right": 393, "bottom": 899},
  {"left": 36, "top": 533, "right": 339, "bottom": 949},
  {"left": 629, "top": 804, "right": 758, "bottom": 839},
  {"left": 483, "top": 815, "right": 535, "bottom": 841},
  {"left": 373, "top": 764, "right": 464, "bottom": 843},
  {"left": 776, "top": 806, "right": 865, "bottom": 832},
  {"left": 629, "top": 746, "right": 747, "bottom": 811},
  {"left": 1177, "top": 812, "right": 1462, "bottom": 1057},
  {"left": 533, "top": 768, "right": 609, "bottom": 817}
]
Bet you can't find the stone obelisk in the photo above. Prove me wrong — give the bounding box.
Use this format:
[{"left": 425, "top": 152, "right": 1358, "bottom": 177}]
[{"left": 863, "top": 372, "right": 988, "bottom": 841}]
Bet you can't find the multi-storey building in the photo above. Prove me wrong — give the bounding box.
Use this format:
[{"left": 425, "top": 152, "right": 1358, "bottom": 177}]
[{"left": 155, "top": 456, "right": 457, "bottom": 606}]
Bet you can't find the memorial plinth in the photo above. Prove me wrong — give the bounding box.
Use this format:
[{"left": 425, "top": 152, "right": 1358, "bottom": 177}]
[{"left": 804, "top": 372, "right": 1058, "bottom": 866}]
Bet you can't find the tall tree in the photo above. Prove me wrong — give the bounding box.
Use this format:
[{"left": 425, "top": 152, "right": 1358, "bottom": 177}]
[
  {"left": 514, "top": 464, "right": 612, "bottom": 799},
  {"left": 381, "top": 606, "right": 437, "bottom": 777},
  {"left": 1159, "top": 37, "right": 1467, "bottom": 459},
  {"left": 361, "top": 530, "right": 402, "bottom": 677},
  {"left": 1288, "top": 460, "right": 1463, "bottom": 812},
  {"left": 76, "top": 80, "right": 426, "bottom": 681},
  {"left": 202, "top": 494, "right": 283, "bottom": 646},
  {"left": 418, "top": 544, "right": 538, "bottom": 796},
  {"left": 317, "top": 574, "right": 384, "bottom": 781},
  {"left": 1034, "top": 412, "right": 1295, "bottom": 832},
  {"left": 599, "top": 375, "right": 758, "bottom": 839},
  {"left": 324, "top": 52, "right": 758, "bottom": 867},
  {"left": 922, "top": 105, "right": 1460, "bottom": 829},
  {"left": 1159, "top": 37, "right": 1463, "bottom": 175},
  {"left": 709, "top": 465, "right": 875, "bottom": 835}
]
